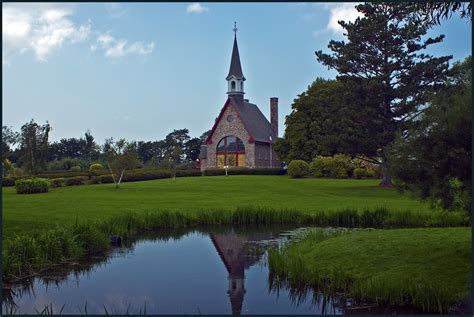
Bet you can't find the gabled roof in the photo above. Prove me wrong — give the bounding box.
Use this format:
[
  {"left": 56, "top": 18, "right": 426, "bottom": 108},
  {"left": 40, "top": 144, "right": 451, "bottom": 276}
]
[
  {"left": 226, "top": 35, "right": 245, "bottom": 80},
  {"left": 205, "top": 97, "right": 275, "bottom": 144}
]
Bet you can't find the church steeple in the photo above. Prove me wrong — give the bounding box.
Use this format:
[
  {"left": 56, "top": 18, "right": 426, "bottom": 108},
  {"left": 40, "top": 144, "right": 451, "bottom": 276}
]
[{"left": 226, "top": 22, "right": 245, "bottom": 103}]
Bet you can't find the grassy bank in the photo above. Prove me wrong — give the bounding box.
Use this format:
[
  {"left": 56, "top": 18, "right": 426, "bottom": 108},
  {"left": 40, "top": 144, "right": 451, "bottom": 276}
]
[
  {"left": 2, "top": 176, "right": 450, "bottom": 237},
  {"left": 268, "top": 227, "right": 472, "bottom": 313},
  {"left": 3, "top": 206, "right": 469, "bottom": 283}
]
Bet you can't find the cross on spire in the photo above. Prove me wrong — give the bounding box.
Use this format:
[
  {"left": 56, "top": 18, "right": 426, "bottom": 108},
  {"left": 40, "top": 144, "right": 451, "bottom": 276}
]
[{"left": 233, "top": 21, "right": 238, "bottom": 37}]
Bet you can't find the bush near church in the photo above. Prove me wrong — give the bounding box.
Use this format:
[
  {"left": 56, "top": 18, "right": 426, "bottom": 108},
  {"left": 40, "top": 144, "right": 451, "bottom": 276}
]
[
  {"left": 203, "top": 167, "right": 285, "bottom": 176},
  {"left": 288, "top": 160, "right": 310, "bottom": 178},
  {"left": 2, "top": 177, "right": 15, "bottom": 187},
  {"left": 310, "top": 154, "right": 352, "bottom": 178},
  {"left": 50, "top": 178, "right": 66, "bottom": 188},
  {"left": 70, "top": 165, "right": 81, "bottom": 172},
  {"left": 65, "top": 176, "right": 88, "bottom": 186},
  {"left": 89, "top": 163, "right": 103, "bottom": 175},
  {"left": 15, "top": 178, "right": 49, "bottom": 194}
]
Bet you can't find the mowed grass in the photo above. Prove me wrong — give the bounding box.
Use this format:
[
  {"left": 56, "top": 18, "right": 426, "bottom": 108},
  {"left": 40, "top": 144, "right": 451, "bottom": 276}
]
[
  {"left": 4, "top": 176, "right": 434, "bottom": 237},
  {"left": 268, "top": 227, "right": 472, "bottom": 312}
]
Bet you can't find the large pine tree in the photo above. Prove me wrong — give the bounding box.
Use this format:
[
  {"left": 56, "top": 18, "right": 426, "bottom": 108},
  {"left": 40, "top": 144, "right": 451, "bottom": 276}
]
[{"left": 315, "top": 2, "right": 452, "bottom": 186}]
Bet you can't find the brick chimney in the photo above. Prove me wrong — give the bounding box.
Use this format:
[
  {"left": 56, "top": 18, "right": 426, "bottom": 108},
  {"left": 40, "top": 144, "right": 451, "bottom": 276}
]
[{"left": 270, "top": 97, "right": 278, "bottom": 137}]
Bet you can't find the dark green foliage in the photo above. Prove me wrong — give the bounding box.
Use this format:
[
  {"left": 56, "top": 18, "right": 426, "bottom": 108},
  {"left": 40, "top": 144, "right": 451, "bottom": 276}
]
[
  {"left": 18, "top": 120, "right": 51, "bottom": 174},
  {"left": 46, "top": 157, "right": 87, "bottom": 171},
  {"left": 50, "top": 178, "right": 66, "bottom": 188},
  {"left": 34, "top": 170, "right": 90, "bottom": 179},
  {"left": 311, "top": 3, "right": 452, "bottom": 186},
  {"left": 310, "top": 155, "right": 352, "bottom": 178},
  {"left": 203, "top": 167, "right": 286, "bottom": 176},
  {"left": 99, "top": 175, "right": 114, "bottom": 184},
  {"left": 64, "top": 176, "right": 87, "bottom": 186},
  {"left": 89, "top": 176, "right": 101, "bottom": 184},
  {"left": 2, "top": 177, "right": 15, "bottom": 187},
  {"left": 15, "top": 178, "right": 49, "bottom": 194},
  {"left": 70, "top": 165, "right": 81, "bottom": 172},
  {"left": 121, "top": 170, "right": 172, "bottom": 182},
  {"left": 408, "top": 2, "right": 471, "bottom": 25},
  {"left": 389, "top": 57, "right": 472, "bottom": 212},
  {"left": 2, "top": 126, "right": 19, "bottom": 162},
  {"left": 288, "top": 160, "right": 310, "bottom": 178},
  {"left": 353, "top": 168, "right": 366, "bottom": 179}
]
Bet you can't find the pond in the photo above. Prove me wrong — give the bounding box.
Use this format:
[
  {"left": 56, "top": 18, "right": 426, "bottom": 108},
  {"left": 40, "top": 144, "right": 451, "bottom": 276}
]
[{"left": 2, "top": 226, "right": 422, "bottom": 315}]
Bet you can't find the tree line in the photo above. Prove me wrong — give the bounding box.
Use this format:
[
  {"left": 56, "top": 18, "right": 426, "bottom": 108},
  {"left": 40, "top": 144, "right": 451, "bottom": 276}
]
[
  {"left": 2, "top": 123, "right": 210, "bottom": 176},
  {"left": 273, "top": 2, "right": 471, "bottom": 212}
]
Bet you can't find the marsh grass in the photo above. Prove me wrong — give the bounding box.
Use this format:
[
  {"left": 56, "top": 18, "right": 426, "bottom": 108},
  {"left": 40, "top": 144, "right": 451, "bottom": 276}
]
[
  {"left": 3, "top": 205, "right": 468, "bottom": 283},
  {"left": 267, "top": 227, "right": 471, "bottom": 313}
]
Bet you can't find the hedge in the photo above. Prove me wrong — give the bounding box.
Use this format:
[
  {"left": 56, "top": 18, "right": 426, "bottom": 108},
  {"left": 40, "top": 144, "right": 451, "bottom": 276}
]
[
  {"left": 203, "top": 167, "right": 285, "bottom": 176},
  {"left": 65, "top": 176, "right": 88, "bottom": 186},
  {"left": 15, "top": 178, "right": 49, "bottom": 194},
  {"left": 50, "top": 178, "right": 66, "bottom": 188},
  {"left": 288, "top": 160, "right": 310, "bottom": 178},
  {"left": 2, "top": 177, "right": 15, "bottom": 187}
]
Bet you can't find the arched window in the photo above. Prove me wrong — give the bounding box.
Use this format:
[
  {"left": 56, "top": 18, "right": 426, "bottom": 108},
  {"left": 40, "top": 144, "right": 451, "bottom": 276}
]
[
  {"left": 231, "top": 81, "right": 236, "bottom": 91},
  {"left": 216, "top": 136, "right": 245, "bottom": 167}
]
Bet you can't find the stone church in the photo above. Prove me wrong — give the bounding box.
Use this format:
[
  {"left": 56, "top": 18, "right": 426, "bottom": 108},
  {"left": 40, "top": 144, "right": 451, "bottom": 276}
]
[{"left": 199, "top": 28, "right": 280, "bottom": 170}]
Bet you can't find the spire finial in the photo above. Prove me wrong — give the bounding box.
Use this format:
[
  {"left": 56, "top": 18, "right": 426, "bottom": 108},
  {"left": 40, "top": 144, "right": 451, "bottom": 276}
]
[{"left": 233, "top": 21, "right": 238, "bottom": 37}]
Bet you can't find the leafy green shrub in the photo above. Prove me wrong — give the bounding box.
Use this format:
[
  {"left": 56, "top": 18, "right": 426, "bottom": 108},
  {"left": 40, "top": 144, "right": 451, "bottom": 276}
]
[
  {"left": 2, "top": 177, "right": 15, "bottom": 187},
  {"left": 100, "top": 175, "right": 115, "bottom": 184},
  {"left": 15, "top": 178, "right": 49, "bottom": 194},
  {"left": 47, "top": 157, "right": 86, "bottom": 171},
  {"left": 64, "top": 176, "right": 87, "bottom": 186},
  {"left": 50, "top": 178, "right": 66, "bottom": 188},
  {"left": 366, "top": 168, "right": 376, "bottom": 178},
  {"left": 202, "top": 168, "right": 226, "bottom": 176},
  {"left": 310, "top": 155, "right": 352, "bottom": 178},
  {"left": 34, "top": 171, "right": 90, "bottom": 179},
  {"left": 288, "top": 160, "right": 310, "bottom": 178},
  {"left": 89, "top": 176, "right": 101, "bottom": 184},
  {"left": 70, "top": 165, "right": 81, "bottom": 172},
  {"left": 89, "top": 163, "right": 103, "bottom": 175},
  {"left": 353, "top": 168, "right": 366, "bottom": 179},
  {"left": 203, "top": 167, "right": 285, "bottom": 176}
]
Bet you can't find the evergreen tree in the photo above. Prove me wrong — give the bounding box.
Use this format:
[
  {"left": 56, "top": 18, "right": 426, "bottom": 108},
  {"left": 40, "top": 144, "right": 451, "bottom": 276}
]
[{"left": 315, "top": 2, "right": 451, "bottom": 186}]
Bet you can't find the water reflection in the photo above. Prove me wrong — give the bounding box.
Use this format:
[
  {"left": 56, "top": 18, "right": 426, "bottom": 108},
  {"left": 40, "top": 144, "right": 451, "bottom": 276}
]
[{"left": 3, "top": 226, "right": 343, "bottom": 315}]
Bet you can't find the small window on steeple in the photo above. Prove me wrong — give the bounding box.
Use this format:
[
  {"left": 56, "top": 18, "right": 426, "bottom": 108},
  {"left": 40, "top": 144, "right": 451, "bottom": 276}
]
[
  {"left": 240, "top": 82, "right": 243, "bottom": 91},
  {"left": 231, "top": 81, "right": 236, "bottom": 91}
]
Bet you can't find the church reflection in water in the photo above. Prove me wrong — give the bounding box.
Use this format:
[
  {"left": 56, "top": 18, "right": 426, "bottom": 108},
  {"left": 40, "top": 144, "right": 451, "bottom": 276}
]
[{"left": 210, "top": 230, "right": 279, "bottom": 315}]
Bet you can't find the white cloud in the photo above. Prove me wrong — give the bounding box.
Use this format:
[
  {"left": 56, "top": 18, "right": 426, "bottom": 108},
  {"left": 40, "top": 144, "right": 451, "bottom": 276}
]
[
  {"left": 324, "top": 3, "right": 363, "bottom": 34},
  {"left": 309, "top": 3, "right": 363, "bottom": 38},
  {"left": 186, "top": 3, "right": 209, "bottom": 14},
  {"left": 105, "top": 3, "right": 127, "bottom": 18},
  {"left": 2, "top": 4, "right": 91, "bottom": 63},
  {"left": 93, "top": 32, "right": 155, "bottom": 59}
]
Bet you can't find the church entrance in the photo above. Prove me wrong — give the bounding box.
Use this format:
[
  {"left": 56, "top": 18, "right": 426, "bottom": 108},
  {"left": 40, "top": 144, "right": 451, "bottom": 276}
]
[{"left": 216, "top": 136, "right": 246, "bottom": 167}]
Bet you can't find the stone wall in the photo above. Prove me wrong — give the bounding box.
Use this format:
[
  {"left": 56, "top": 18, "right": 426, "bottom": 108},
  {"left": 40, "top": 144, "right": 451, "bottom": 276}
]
[
  {"left": 254, "top": 142, "right": 281, "bottom": 168},
  {"left": 205, "top": 104, "right": 255, "bottom": 168}
]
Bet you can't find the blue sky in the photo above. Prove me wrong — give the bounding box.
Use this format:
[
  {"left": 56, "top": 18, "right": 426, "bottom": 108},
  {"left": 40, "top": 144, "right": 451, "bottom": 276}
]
[{"left": 3, "top": 3, "right": 472, "bottom": 143}]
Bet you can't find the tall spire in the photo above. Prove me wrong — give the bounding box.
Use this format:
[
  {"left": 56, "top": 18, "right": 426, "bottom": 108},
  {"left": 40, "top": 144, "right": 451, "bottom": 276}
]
[{"left": 226, "top": 22, "right": 245, "bottom": 81}]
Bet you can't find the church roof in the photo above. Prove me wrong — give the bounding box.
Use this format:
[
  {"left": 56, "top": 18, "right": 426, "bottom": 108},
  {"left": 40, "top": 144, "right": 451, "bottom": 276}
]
[
  {"left": 205, "top": 97, "right": 276, "bottom": 144},
  {"left": 235, "top": 99, "right": 276, "bottom": 143},
  {"left": 226, "top": 35, "right": 245, "bottom": 80}
]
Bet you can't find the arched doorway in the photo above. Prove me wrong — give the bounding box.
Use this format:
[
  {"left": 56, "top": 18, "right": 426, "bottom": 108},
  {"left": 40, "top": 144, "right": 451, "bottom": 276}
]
[{"left": 216, "top": 136, "right": 245, "bottom": 167}]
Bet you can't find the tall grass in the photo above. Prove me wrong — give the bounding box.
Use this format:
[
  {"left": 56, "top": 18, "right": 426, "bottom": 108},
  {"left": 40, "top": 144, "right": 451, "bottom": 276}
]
[
  {"left": 267, "top": 227, "right": 471, "bottom": 313},
  {"left": 3, "top": 206, "right": 469, "bottom": 282}
]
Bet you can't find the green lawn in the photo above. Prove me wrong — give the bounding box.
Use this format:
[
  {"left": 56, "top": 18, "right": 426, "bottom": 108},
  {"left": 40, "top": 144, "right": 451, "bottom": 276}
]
[
  {"left": 3, "top": 176, "right": 433, "bottom": 237},
  {"left": 268, "top": 227, "right": 471, "bottom": 312}
]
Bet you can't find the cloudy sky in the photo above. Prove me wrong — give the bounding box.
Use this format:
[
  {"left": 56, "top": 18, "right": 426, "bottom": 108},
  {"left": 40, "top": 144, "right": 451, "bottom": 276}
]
[{"left": 3, "top": 3, "right": 472, "bottom": 143}]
